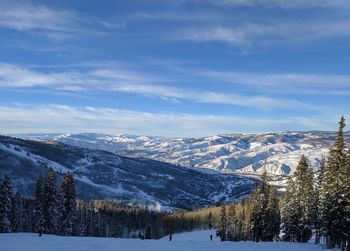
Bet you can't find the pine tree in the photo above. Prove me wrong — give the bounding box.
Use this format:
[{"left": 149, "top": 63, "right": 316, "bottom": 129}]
[
  {"left": 43, "top": 168, "right": 60, "bottom": 234},
  {"left": 313, "top": 158, "right": 325, "bottom": 244},
  {"left": 346, "top": 148, "right": 350, "bottom": 251},
  {"left": 319, "top": 117, "right": 347, "bottom": 248},
  {"left": 281, "top": 176, "right": 299, "bottom": 242},
  {"left": 297, "top": 155, "right": 314, "bottom": 243},
  {"left": 60, "top": 172, "right": 77, "bottom": 236},
  {"left": 145, "top": 224, "right": 153, "bottom": 239},
  {"left": 207, "top": 211, "right": 213, "bottom": 229},
  {"left": 11, "top": 191, "right": 24, "bottom": 232},
  {"left": 0, "top": 175, "right": 12, "bottom": 233},
  {"left": 216, "top": 201, "right": 227, "bottom": 241},
  {"left": 227, "top": 204, "right": 238, "bottom": 241},
  {"left": 282, "top": 155, "right": 314, "bottom": 243},
  {"left": 251, "top": 171, "right": 270, "bottom": 242},
  {"left": 34, "top": 175, "right": 45, "bottom": 233},
  {"left": 265, "top": 186, "right": 280, "bottom": 241}
]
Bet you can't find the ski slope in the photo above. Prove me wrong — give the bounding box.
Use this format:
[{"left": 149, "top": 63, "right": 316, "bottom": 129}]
[{"left": 0, "top": 230, "right": 333, "bottom": 251}]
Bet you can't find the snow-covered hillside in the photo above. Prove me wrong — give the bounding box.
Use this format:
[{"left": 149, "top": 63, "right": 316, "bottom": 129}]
[
  {"left": 0, "top": 135, "right": 256, "bottom": 209},
  {"left": 19, "top": 131, "right": 350, "bottom": 176},
  {"left": 0, "top": 231, "right": 333, "bottom": 251}
]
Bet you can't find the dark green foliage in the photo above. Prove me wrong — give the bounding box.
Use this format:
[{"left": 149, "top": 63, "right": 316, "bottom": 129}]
[
  {"left": 0, "top": 175, "right": 12, "bottom": 232},
  {"left": 11, "top": 192, "right": 24, "bottom": 232},
  {"left": 282, "top": 155, "right": 315, "bottom": 243},
  {"left": 265, "top": 186, "right": 281, "bottom": 241},
  {"left": 60, "top": 172, "right": 77, "bottom": 236},
  {"left": 42, "top": 168, "right": 60, "bottom": 233},
  {"left": 251, "top": 171, "right": 280, "bottom": 242},
  {"left": 34, "top": 174, "right": 44, "bottom": 233},
  {"left": 145, "top": 224, "right": 153, "bottom": 239},
  {"left": 319, "top": 117, "right": 349, "bottom": 249},
  {"left": 216, "top": 201, "right": 227, "bottom": 241},
  {"left": 227, "top": 204, "right": 239, "bottom": 241}
]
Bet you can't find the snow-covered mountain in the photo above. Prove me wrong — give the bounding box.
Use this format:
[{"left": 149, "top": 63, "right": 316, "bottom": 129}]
[
  {"left": 0, "top": 135, "right": 256, "bottom": 210},
  {"left": 18, "top": 131, "right": 350, "bottom": 176}
]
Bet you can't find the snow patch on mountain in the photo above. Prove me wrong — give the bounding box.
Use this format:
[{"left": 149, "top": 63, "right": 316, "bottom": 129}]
[{"left": 18, "top": 131, "right": 349, "bottom": 177}]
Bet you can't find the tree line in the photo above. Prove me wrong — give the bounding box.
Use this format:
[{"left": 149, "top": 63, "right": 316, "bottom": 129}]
[
  {"left": 0, "top": 167, "right": 214, "bottom": 239},
  {"left": 0, "top": 117, "right": 349, "bottom": 249},
  {"left": 215, "top": 117, "right": 350, "bottom": 251},
  {"left": 0, "top": 168, "right": 172, "bottom": 238}
]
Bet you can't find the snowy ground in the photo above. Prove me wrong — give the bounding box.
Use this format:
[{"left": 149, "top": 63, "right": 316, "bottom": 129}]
[{"left": 0, "top": 230, "right": 333, "bottom": 251}]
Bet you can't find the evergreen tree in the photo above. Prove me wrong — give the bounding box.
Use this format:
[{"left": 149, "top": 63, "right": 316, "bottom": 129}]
[
  {"left": 43, "top": 168, "right": 60, "bottom": 234},
  {"left": 34, "top": 175, "right": 45, "bottom": 233},
  {"left": 207, "top": 211, "right": 213, "bottom": 229},
  {"left": 265, "top": 186, "right": 280, "bottom": 241},
  {"left": 11, "top": 191, "right": 24, "bottom": 232},
  {"left": 313, "top": 158, "right": 325, "bottom": 244},
  {"left": 250, "top": 171, "right": 270, "bottom": 242},
  {"left": 297, "top": 155, "right": 314, "bottom": 243},
  {"left": 216, "top": 201, "right": 227, "bottom": 241},
  {"left": 282, "top": 155, "right": 314, "bottom": 243},
  {"left": 0, "top": 175, "right": 12, "bottom": 233},
  {"left": 227, "top": 204, "right": 238, "bottom": 241},
  {"left": 60, "top": 172, "right": 77, "bottom": 236},
  {"left": 281, "top": 176, "right": 299, "bottom": 242},
  {"left": 346, "top": 148, "right": 350, "bottom": 251},
  {"left": 145, "top": 224, "right": 153, "bottom": 239},
  {"left": 319, "top": 117, "right": 347, "bottom": 248}
]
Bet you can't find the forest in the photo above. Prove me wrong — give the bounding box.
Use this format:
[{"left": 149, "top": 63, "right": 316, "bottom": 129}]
[{"left": 0, "top": 117, "right": 349, "bottom": 251}]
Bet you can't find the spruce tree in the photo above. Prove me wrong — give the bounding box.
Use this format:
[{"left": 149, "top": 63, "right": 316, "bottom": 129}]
[
  {"left": 216, "top": 201, "right": 227, "bottom": 241},
  {"left": 250, "top": 171, "right": 270, "bottom": 242},
  {"left": 145, "top": 224, "right": 153, "bottom": 239},
  {"left": 281, "top": 176, "right": 299, "bottom": 242},
  {"left": 0, "top": 175, "right": 12, "bottom": 233},
  {"left": 43, "top": 168, "right": 60, "bottom": 234},
  {"left": 265, "top": 186, "right": 280, "bottom": 241},
  {"left": 319, "top": 117, "right": 347, "bottom": 247},
  {"left": 11, "top": 191, "right": 24, "bottom": 232},
  {"left": 34, "top": 175, "right": 45, "bottom": 233},
  {"left": 227, "top": 204, "right": 238, "bottom": 241},
  {"left": 282, "top": 155, "right": 314, "bottom": 243},
  {"left": 297, "top": 155, "right": 314, "bottom": 243},
  {"left": 60, "top": 172, "right": 77, "bottom": 236},
  {"left": 313, "top": 158, "right": 325, "bottom": 244},
  {"left": 346, "top": 148, "right": 350, "bottom": 251}
]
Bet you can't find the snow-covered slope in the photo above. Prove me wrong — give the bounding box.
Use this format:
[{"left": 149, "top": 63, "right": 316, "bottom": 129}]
[
  {"left": 0, "top": 135, "right": 256, "bottom": 209},
  {"left": 0, "top": 231, "right": 332, "bottom": 251},
  {"left": 19, "top": 131, "right": 350, "bottom": 176}
]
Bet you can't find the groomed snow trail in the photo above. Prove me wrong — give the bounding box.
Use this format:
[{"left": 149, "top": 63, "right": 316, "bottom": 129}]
[{"left": 0, "top": 230, "right": 332, "bottom": 251}]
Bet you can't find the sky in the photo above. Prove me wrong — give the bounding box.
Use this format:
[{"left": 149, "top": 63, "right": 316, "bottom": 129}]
[{"left": 0, "top": 0, "right": 349, "bottom": 137}]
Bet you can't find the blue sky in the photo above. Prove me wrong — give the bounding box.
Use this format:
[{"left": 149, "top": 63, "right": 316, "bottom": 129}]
[{"left": 0, "top": 0, "right": 349, "bottom": 137}]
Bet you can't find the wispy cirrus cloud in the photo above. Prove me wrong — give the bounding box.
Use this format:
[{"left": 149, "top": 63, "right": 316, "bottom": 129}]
[
  {"left": 0, "top": 62, "right": 331, "bottom": 111},
  {"left": 0, "top": 2, "right": 116, "bottom": 41},
  {"left": 201, "top": 0, "right": 350, "bottom": 9},
  {"left": 0, "top": 104, "right": 343, "bottom": 137},
  {"left": 175, "top": 20, "right": 350, "bottom": 47},
  {"left": 197, "top": 70, "right": 350, "bottom": 95},
  {"left": 0, "top": 2, "right": 83, "bottom": 40}
]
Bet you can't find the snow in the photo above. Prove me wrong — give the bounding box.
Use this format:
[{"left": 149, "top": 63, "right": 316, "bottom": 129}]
[
  {"left": 19, "top": 131, "right": 345, "bottom": 179},
  {"left": 0, "top": 230, "right": 333, "bottom": 251}
]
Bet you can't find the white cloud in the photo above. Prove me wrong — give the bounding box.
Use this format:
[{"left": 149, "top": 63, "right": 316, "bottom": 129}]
[
  {"left": 197, "top": 70, "right": 350, "bottom": 95},
  {"left": 0, "top": 104, "right": 342, "bottom": 137},
  {"left": 0, "top": 2, "right": 111, "bottom": 41},
  {"left": 0, "top": 3, "right": 82, "bottom": 40},
  {"left": 206, "top": 0, "right": 350, "bottom": 9},
  {"left": 0, "top": 62, "right": 329, "bottom": 111},
  {"left": 176, "top": 20, "right": 350, "bottom": 47}
]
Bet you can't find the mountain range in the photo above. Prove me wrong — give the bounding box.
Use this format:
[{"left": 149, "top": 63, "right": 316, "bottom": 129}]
[
  {"left": 17, "top": 131, "right": 350, "bottom": 176},
  {"left": 0, "top": 135, "right": 255, "bottom": 210}
]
